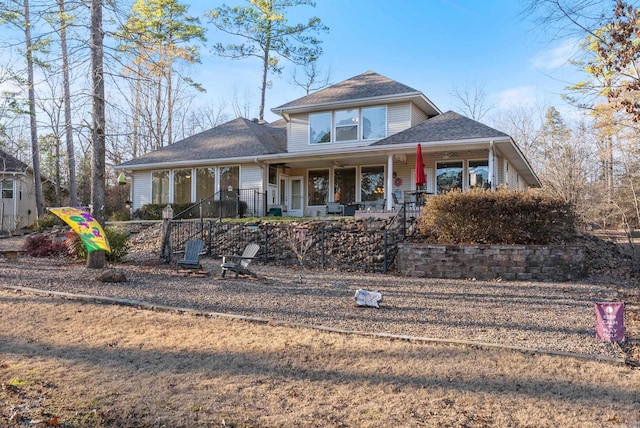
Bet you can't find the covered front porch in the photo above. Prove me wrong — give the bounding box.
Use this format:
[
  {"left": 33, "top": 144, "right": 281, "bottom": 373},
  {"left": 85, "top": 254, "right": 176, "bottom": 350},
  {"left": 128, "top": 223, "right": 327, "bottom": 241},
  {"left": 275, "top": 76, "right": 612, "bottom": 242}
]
[{"left": 262, "top": 142, "right": 499, "bottom": 218}]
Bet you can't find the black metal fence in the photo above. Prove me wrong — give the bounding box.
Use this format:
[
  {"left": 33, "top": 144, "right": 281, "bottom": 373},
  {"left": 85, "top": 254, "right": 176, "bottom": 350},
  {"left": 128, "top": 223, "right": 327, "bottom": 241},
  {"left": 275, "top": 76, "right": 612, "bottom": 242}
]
[
  {"left": 173, "top": 188, "right": 266, "bottom": 220},
  {"left": 167, "top": 214, "right": 409, "bottom": 273}
]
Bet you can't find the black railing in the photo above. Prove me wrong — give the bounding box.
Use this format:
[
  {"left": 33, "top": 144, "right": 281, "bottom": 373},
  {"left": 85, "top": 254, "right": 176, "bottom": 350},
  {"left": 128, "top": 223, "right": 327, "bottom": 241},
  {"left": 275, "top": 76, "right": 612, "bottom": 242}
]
[
  {"left": 167, "top": 218, "right": 410, "bottom": 273},
  {"left": 173, "top": 188, "right": 266, "bottom": 220}
]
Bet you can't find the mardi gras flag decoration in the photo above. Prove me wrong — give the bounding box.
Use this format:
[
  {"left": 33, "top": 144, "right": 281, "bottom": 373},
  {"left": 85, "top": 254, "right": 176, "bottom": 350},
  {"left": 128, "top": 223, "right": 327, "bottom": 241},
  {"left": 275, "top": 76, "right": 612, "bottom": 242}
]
[{"left": 48, "top": 207, "right": 111, "bottom": 253}]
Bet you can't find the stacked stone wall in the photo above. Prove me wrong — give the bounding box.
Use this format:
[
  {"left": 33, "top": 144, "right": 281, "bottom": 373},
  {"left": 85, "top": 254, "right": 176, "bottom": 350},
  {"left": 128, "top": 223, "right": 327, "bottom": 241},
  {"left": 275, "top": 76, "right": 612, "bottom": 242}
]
[{"left": 397, "top": 243, "right": 586, "bottom": 281}]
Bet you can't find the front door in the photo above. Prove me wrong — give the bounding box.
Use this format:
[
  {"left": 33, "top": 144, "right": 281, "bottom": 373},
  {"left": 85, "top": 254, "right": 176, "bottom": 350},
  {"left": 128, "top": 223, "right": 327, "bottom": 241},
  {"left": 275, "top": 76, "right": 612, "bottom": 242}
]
[{"left": 288, "top": 176, "right": 304, "bottom": 217}]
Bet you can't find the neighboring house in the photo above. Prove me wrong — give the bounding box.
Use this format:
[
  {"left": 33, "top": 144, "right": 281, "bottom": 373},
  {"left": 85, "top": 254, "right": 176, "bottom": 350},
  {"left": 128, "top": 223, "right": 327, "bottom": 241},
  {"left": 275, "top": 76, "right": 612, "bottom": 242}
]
[
  {"left": 116, "top": 71, "right": 540, "bottom": 217},
  {"left": 0, "top": 148, "right": 37, "bottom": 231}
]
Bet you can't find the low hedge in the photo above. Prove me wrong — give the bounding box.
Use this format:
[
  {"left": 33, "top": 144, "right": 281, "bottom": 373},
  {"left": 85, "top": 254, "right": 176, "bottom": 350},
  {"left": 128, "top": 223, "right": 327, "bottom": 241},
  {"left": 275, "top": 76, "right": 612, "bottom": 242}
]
[
  {"left": 417, "top": 189, "right": 576, "bottom": 245},
  {"left": 134, "top": 201, "right": 249, "bottom": 220}
]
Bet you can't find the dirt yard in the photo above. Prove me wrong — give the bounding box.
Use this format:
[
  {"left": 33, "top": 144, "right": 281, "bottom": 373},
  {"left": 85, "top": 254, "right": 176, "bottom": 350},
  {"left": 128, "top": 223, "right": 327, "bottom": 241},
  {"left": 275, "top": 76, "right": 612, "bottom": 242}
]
[{"left": 0, "top": 231, "right": 639, "bottom": 427}]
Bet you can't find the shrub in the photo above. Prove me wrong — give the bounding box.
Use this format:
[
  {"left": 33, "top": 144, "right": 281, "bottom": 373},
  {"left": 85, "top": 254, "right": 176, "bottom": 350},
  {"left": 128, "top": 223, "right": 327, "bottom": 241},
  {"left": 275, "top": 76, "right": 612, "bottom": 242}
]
[
  {"left": 65, "top": 228, "right": 130, "bottom": 262},
  {"left": 136, "top": 201, "right": 249, "bottom": 220},
  {"left": 22, "top": 234, "right": 67, "bottom": 257},
  {"left": 416, "top": 189, "right": 576, "bottom": 245},
  {"left": 105, "top": 228, "right": 130, "bottom": 261},
  {"left": 109, "top": 209, "right": 131, "bottom": 222},
  {"left": 33, "top": 213, "right": 63, "bottom": 231}
]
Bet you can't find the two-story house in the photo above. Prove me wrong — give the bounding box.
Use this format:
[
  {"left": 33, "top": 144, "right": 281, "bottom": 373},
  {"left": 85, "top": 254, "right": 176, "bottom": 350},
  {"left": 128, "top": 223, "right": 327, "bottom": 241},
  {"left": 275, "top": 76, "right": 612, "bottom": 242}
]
[{"left": 116, "top": 71, "right": 540, "bottom": 217}]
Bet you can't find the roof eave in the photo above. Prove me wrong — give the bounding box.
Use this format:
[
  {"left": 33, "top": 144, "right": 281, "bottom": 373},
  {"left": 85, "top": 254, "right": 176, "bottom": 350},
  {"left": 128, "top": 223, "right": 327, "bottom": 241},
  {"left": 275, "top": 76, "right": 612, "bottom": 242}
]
[{"left": 272, "top": 92, "right": 441, "bottom": 117}]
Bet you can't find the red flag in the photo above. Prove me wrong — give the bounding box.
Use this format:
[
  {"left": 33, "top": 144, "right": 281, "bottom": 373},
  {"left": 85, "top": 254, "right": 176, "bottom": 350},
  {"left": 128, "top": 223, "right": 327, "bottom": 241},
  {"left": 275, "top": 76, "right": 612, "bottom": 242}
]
[{"left": 415, "top": 144, "right": 426, "bottom": 187}]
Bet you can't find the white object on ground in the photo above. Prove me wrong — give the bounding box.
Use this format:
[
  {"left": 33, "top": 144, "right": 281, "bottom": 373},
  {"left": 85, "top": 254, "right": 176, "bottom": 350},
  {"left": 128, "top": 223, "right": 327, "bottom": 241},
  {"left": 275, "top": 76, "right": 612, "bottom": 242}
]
[{"left": 354, "top": 289, "right": 383, "bottom": 308}]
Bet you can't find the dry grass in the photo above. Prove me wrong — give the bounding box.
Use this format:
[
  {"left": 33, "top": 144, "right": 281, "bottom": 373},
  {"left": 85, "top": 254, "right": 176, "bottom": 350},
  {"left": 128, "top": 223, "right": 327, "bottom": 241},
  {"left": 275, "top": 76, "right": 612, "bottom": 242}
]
[
  {"left": 1, "top": 229, "right": 640, "bottom": 427},
  {"left": 1, "top": 287, "right": 640, "bottom": 427}
]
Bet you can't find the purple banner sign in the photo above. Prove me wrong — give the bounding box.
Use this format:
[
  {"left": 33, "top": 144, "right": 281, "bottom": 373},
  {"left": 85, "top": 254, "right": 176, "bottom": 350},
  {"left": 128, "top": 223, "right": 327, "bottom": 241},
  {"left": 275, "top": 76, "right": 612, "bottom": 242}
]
[{"left": 595, "top": 302, "right": 625, "bottom": 342}]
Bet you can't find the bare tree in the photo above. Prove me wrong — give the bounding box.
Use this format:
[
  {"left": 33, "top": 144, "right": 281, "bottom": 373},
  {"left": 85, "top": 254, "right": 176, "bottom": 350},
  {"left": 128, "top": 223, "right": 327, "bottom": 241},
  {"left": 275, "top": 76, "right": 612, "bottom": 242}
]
[
  {"left": 290, "top": 61, "right": 333, "bottom": 95},
  {"left": 87, "top": 0, "right": 106, "bottom": 269},
  {"left": 0, "top": 0, "right": 45, "bottom": 217},
  {"left": 450, "top": 80, "right": 494, "bottom": 121},
  {"left": 56, "top": 0, "right": 78, "bottom": 206}
]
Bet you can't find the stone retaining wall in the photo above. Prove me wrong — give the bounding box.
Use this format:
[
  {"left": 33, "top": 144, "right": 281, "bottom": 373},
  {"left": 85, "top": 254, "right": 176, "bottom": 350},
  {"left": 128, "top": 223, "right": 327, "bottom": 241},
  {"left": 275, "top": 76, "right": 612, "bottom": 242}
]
[{"left": 397, "top": 243, "right": 587, "bottom": 282}]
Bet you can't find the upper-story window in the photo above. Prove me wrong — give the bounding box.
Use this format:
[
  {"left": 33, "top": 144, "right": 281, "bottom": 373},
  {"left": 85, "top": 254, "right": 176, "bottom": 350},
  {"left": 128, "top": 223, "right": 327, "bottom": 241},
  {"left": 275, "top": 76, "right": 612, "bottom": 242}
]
[
  {"left": 310, "top": 112, "right": 331, "bottom": 144},
  {"left": 362, "top": 106, "right": 386, "bottom": 140},
  {"left": 309, "top": 106, "right": 387, "bottom": 144},
  {"left": 335, "top": 109, "right": 358, "bottom": 141}
]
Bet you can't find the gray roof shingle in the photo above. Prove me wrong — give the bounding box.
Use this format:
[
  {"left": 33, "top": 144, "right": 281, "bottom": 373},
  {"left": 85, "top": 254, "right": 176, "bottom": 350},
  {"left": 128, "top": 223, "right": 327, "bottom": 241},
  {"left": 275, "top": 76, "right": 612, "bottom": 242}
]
[
  {"left": 371, "top": 111, "right": 509, "bottom": 146},
  {"left": 0, "top": 148, "right": 29, "bottom": 172},
  {"left": 272, "top": 70, "right": 422, "bottom": 111},
  {"left": 119, "top": 117, "right": 286, "bottom": 167}
]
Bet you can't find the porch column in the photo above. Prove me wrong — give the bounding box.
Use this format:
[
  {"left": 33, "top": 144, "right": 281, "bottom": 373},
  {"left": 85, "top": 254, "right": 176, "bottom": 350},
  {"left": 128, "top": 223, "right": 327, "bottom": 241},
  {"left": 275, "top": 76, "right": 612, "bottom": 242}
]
[
  {"left": 387, "top": 154, "right": 394, "bottom": 210},
  {"left": 488, "top": 140, "right": 496, "bottom": 190}
]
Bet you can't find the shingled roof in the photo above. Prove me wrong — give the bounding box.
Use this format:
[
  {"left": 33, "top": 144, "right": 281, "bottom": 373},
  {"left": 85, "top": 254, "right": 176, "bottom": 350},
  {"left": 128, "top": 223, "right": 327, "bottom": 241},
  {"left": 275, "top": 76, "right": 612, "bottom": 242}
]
[
  {"left": 272, "top": 70, "right": 426, "bottom": 112},
  {"left": 371, "top": 111, "right": 509, "bottom": 146},
  {"left": 119, "top": 117, "right": 286, "bottom": 168},
  {"left": 0, "top": 148, "right": 29, "bottom": 172}
]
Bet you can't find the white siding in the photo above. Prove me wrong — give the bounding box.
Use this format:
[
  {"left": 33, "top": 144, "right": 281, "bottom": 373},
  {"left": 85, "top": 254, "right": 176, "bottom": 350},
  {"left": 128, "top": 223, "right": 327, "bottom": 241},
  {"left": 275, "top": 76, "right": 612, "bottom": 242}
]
[
  {"left": 241, "top": 164, "right": 263, "bottom": 191},
  {"left": 132, "top": 171, "right": 151, "bottom": 210},
  {"left": 287, "top": 102, "right": 415, "bottom": 153},
  {"left": 410, "top": 103, "right": 429, "bottom": 126},
  {"left": 288, "top": 113, "right": 310, "bottom": 153},
  {"left": 496, "top": 157, "right": 504, "bottom": 186},
  {"left": 387, "top": 102, "right": 411, "bottom": 136}
]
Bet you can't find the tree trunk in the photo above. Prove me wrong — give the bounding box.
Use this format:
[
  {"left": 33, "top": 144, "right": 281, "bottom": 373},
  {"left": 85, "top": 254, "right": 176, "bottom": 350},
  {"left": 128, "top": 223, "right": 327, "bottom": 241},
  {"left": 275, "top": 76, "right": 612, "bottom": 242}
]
[
  {"left": 259, "top": 20, "right": 272, "bottom": 121},
  {"left": 24, "top": 0, "right": 44, "bottom": 217},
  {"left": 167, "top": 51, "right": 173, "bottom": 146},
  {"left": 58, "top": 0, "right": 77, "bottom": 206},
  {"left": 156, "top": 73, "right": 163, "bottom": 149},
  {"left": 88, "top": 0, "right": 106, "bottom": 269}
]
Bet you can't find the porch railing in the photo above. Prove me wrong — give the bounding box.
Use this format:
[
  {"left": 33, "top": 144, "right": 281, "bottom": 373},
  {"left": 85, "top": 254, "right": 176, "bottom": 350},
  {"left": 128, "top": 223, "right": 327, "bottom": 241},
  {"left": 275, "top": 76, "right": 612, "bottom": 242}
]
[{"left": 173, "top": 188, "right": 266, "bottom": 220}]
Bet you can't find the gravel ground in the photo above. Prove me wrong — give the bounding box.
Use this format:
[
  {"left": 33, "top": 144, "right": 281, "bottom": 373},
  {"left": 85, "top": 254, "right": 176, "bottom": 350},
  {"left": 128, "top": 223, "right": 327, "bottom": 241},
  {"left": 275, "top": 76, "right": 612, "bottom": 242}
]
[{"left": 0, "top": 235, "right": 631, "bottom": 361}]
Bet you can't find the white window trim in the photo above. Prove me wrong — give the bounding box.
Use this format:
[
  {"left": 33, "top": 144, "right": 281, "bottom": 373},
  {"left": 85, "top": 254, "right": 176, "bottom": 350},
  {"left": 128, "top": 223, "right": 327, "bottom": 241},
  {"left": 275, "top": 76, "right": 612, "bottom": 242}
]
[
  {"left": 334, "top": 109, "right": 359, "bottom": 143},
  {"left": 308, "top": 106, "right": 388, "bottom": 145}
]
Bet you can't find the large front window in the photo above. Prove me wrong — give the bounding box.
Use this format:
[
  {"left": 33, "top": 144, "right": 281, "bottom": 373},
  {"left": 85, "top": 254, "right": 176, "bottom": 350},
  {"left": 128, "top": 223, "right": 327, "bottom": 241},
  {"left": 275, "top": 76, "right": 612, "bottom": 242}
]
[
  {"left": 334, "top": 167, "right": 356, "bottom": 204},
  {"left": 361, "top": 166, "right": 385, "bottom": 202},
  {"left": 309, "top": 112, "right": 331, "bottom": 144},
  {"left": 173, "top": 169, "right": 192, "bottom": 204},
  {"left": 468, "top": 160, "right": 489, "bottom": 189},
  {"left": 335, "top": 109, "right": 358, "bottom": 141},
  {"left": 308, "top": 169, "right": 329, "bottom": 205},
  {"left": 362, "top": 106, "right": 386, "bottom": 140},
  {"left": 152, "top": 170, "right": 169, "bottom": 204},
  {"left": 437, "top": 161, "right": 463, "bottom": 194},
  {"left": 220, "top": 165, "right": 240, "bottom": 199},
  {"left": 195, "top": 167, "right": 215, "bottom": 201}
]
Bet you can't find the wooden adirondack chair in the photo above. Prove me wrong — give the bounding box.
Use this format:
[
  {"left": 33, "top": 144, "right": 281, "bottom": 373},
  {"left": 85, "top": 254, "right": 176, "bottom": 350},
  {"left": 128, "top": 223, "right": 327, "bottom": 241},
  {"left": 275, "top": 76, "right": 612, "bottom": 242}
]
[
  {"left": 176, "top": 239, "right": 205, "bottom": 273},
  {"left": 221, "top": 243, "right": 260, "bottom": 278}
]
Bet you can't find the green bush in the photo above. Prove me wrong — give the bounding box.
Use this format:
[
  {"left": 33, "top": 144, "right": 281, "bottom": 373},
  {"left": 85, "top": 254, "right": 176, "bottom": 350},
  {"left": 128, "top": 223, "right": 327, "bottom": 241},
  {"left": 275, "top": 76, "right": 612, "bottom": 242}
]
[
  {"left": 417, "top": 189, "right": 576, "bottom": 245},
  {"left": 34, "top": 213, "right": 64, "bottom": 231},
  {"left": 64, "top": 227, "right": 129, "bottom": 262},
  {"left": 109, "top": 209, "right": 131, "bottom": 222},
  {"left": 135, "top": 201, "right": 249, "bottom": 220}
]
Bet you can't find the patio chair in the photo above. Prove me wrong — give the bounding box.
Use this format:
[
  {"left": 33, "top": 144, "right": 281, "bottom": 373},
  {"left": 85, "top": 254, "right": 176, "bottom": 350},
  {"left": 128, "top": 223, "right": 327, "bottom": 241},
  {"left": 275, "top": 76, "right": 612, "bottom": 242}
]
[
  {"left": 221, "top": 243, "right": 260, "bottom": 278},
  {"left": 175, "top": 239, "right": 205, "bottom": 272},
  {"left": 326, "top": 202, "right": 343, "bottom": 215}
]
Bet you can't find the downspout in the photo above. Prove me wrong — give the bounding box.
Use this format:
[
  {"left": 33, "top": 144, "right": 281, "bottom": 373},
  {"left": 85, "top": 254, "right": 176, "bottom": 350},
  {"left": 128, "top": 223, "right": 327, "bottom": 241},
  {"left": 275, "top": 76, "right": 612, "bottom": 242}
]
[
  {"left": 387, "top": 154, "right": 394, "bottom": 210},
  {"left": 488, "top": 140, "right": 496, "bottom": 190}
]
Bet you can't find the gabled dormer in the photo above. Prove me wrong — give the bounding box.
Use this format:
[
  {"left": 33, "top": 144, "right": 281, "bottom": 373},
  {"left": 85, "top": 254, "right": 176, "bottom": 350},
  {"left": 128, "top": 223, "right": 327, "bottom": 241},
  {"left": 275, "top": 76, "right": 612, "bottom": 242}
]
[{"left": 271, "top": 71, "right": 441, "bottom": 153}]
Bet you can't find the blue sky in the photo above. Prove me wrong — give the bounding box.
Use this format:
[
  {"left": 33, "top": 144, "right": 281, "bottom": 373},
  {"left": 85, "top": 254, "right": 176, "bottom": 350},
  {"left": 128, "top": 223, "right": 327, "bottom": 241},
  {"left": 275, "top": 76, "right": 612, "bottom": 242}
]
[{"left": 189, "top": 0, "right": 585, "bottom": 123}]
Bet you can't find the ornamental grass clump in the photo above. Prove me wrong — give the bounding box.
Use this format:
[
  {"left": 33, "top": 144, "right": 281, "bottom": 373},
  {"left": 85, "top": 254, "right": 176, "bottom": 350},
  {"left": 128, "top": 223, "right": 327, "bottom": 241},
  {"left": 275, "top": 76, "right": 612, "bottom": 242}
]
[{"left": 417, "top": 189, "right": 576, "bottom": 245}]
